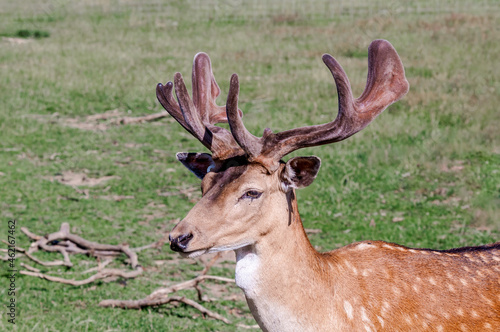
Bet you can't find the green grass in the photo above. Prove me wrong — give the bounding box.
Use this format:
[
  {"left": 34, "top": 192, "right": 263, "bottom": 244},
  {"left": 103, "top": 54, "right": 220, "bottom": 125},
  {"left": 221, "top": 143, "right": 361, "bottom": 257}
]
[{"left": 1, "top": 0, "right": 499, "bottom": 330}]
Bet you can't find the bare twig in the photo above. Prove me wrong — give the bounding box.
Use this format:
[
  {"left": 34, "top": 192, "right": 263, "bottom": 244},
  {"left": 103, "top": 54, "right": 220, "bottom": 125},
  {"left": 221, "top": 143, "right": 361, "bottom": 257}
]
[
  {"left": 131, "top": 233, "right": 169, "bottom": 253},
  {"left": 305, "top": 228, "right": 322, "bottom": 234},
  {"left": 21, "top": 223, "right": 139, "bottom": 268},
  {"left": 38, "top": 243, "right": 73, "bottom": 267},
  {"left": 23, "top": 249, "right": 67, "bottom": 267},
  {"left": 1, "top": 241, "right": 26, "bottom": 253},
  {"left": 19, "top": 223, "right": 146, "bottom": 286},
  {"left": 86, "top": 109, "right": 121, "bottom": 121},
  {"left": 130, "top": 242, "right": 158, "bottom": 252},
  {"left": 99, "top": 253, "right": 234, "bottom": 324},
  {"left": 20, "top": 263, "right": 40, "bottom": 273},
  {"left": 100, "top": 295, "right": 231, "bottom": 323},
  {"left": 147, "top": 275, "right": 235, "bottom": 299},
  {"left": 200, "top": 252, "right": 222, "bottom": 275},
  {"left": 19, "top": 223, "right": 237, "bottom": 325},
  {"left": 236, "top": 323, "right": 261, "bottom": 329},
  {"left": 195, "top": 284, "right": 204, "bottom": 302},
  {"left": 2, "top": 241, "right": 64, "bottom": 266},
  {"left": 81, "top": 258, "right": 113, "bottom": 274},
  {"left": 20, "top": 227, "right": 42, "bottom": 240},
  {"left": 20, "top": 267, "right": 143, "bottom": 286},
  {"left": 116, "top": 112, "right": 169, "bottom": 125},
  {"left": 174, "top": 296, "right": 231, "bottom": 324}
]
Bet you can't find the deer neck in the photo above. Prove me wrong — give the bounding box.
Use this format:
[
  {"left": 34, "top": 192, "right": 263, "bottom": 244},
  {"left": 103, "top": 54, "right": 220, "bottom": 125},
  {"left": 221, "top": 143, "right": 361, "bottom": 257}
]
[{"left": 234, "top": 191, "right": 340, "bottom": 331}]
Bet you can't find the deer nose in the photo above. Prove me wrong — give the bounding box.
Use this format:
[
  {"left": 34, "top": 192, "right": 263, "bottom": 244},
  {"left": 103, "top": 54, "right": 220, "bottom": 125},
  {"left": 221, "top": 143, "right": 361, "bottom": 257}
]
[{"left": 169, "top": 233, "right": 194, "bottom": 252}]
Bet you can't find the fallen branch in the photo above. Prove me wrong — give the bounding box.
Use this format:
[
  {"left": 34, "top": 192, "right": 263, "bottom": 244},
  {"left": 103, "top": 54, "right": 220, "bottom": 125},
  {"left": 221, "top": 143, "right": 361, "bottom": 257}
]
[
  {"left": 131, "top": 233, "right": 170, "bottom": 253},
  {"left": 146, "top": 275, "right": 235, "bottom": 299},
  {"left": 236, "top": 323, "right": 261, "bottom": 330},
  {"left": 99, "top": 253, "right": 235, "bottom": 324},
  {"left": 18, "top": 223, "right": 147, "bottom": 285},
  {"left": 23, "top": 250, "right": 67, "bottom": 267},
  {"left": 116, "top": 111, "right": 169, "bottom": 125},
  {"left": 20, "top": 267, "right": 143, "bottom": 286},
  {"left": 101, "top": 295, "right": 231, "bottom": 324},
  {"left": 19, "top": 227, "right": 42, "bottom": 240},
  {"left": 81, "top": 258, "right": 113, "bottom": 274},
  {"left": 20, "top": 263, "right": 40, "bottom": 273},
  {"left": 2, "top": 242, "right": 64, "bottom": 266},
  {"left": 17, "top": 223, "right": 242, "bottom": 325},
  {"left": 21, "top": 223, "right": 139, "bottom": 268},
  {"left": 86, "top": 109, "right": 121, "bottom": 121}
]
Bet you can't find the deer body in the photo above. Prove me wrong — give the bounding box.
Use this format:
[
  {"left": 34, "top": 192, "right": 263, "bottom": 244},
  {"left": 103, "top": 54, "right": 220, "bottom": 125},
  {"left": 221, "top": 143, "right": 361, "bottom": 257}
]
[
  {"left": 157, "top": 40, "right": 500, "bottom": 331},
  {"left": 234, "top": 214, "right": 500, "bottom": 331}
]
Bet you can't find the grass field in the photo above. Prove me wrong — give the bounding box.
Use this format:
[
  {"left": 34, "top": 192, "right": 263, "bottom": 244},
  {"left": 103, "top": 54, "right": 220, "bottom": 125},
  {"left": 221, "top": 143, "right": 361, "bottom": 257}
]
[{"left": 1, "top": 0, "right": 499, "bottom": 330}]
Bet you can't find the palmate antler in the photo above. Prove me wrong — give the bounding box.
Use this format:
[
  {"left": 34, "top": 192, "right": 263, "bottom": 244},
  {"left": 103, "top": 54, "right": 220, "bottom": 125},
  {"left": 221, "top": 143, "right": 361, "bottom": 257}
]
[{"left": 158, "top": 40, "right": 409, "bottom": 172}]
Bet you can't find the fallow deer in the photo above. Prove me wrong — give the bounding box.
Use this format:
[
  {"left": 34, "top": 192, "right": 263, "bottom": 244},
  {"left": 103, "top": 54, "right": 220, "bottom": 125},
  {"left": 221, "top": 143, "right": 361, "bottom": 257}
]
[{"left": 158, "top": 40, "right": 500, "bottom": 331}]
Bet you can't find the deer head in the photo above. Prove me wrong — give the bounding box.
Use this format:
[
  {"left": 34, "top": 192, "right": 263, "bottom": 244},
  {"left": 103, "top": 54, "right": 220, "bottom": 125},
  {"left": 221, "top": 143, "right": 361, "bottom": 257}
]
[{"left": 158, "top": 40, "right": 409, "bottom": 258}]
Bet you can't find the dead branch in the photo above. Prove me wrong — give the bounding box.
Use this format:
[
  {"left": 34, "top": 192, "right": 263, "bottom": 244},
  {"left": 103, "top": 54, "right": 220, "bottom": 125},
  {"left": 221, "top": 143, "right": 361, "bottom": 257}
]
[
  {"left": 18, "top": 223, "right": 147, "bottom": 287},
  {"left": 116, "top": 111, "right": 169, "bottom": 125},
  {"left": 99, "top": 253, "right": 235, "bottom": 324},
  {"left": 100, "top": 295, "right": 231, "bottom": 324},
  {"left": 174, "top": 296, "right": 231, "bottom": 324},
  {"left": 236, "top": 323, "right": 261, "bottom": 329},
  {"left": 81, "top": 258, "right": 113, "bottom": 274},
  {"left": 25, "top": 252, "right": 67, "bottom": 266},
  {"left": 38, "top": 243, "right": 73, "bottom": 267},
  {"left": 20, "top": 263, "right": 40, "bottom": 273},
  {"left": 305, "top": 228, "right": 322, "bottom": 234},
  {"left": 18, "top": 223, "right": 240, "bottom": 325},
  {"left": 20, "top": 227, "right": 42, "bottom": 240},
  {"left": 201, "top": 252, "right": 222, "bottom": 275},
  {"left": 20, "top": 267, "right": 143, "bottom": 286},
  {"left": 21, "top": 223, "right": 139, "bottom": 268},
  {"left": 131, "top": 232, "right": 170, "bottom": 253},
  {"left": 86, "top": 109, "right": 121, "bottom": 121},
  {"left": 147, "top": 275, "right": 235, "bottom": 299},
  {"left": 7, "top": 244, "right": 66, "bottom": 267}
]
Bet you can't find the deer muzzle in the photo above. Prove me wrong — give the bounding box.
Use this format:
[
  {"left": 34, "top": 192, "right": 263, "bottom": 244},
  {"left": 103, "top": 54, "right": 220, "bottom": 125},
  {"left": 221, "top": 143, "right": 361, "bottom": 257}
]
[{"left": 169, "top": 232, "right": 193, "bottom": 252}]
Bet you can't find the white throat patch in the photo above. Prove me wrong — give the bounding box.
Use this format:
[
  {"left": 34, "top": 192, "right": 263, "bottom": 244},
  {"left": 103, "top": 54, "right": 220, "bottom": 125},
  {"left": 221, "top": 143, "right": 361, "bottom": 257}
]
[{"left": 234, "top": 246, "right": 260, "bottom": 297}]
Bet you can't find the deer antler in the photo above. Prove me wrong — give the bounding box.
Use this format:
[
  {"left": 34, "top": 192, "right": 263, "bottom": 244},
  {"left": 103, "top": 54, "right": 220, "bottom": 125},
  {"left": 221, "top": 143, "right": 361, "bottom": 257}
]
[
  {"left": 226, "top": 39, "right": 409, "bottom": 171},
  {"left": 156, "top": 53, "right": 244, "bottom": 161},
  {"left": 159, "top": 40, "right": 409, "bottom": 172}
]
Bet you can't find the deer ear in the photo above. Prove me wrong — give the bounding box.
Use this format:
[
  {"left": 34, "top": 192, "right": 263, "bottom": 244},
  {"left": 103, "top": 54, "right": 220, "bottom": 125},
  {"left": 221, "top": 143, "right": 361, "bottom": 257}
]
[
  {"left": 176, "top": 152, "right": 215, "bottom": 179},
  {"left": 281, "top": 156, "right": 321, "bottom": 191}
]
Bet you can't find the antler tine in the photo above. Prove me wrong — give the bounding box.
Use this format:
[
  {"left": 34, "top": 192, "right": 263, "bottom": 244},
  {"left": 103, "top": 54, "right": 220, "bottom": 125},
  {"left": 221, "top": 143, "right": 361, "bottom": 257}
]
[
  {"left": 191, "top": 53, "right": 235, "bottom": 125},
  {"left": 174, "top": 72, "right": 209, "bottom": 146},
  {"left": 226, "top": 74, "right": 263, "bottom": 158},
  {"left": 156, "top": 81, "right": 196, "bottom": 136}
]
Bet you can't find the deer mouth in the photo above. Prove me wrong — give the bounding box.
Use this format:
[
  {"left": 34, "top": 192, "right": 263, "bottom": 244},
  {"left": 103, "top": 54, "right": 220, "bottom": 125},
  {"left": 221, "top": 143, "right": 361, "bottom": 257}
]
[{"left": 179, "top": 248, "right": 208, "bottom": 258}]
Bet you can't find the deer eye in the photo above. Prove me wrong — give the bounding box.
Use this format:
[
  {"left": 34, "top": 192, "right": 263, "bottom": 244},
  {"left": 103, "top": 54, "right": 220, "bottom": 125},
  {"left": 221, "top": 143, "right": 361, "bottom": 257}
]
[{"left": 241, "top": 190, "right": 262, "bottom": 200}]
